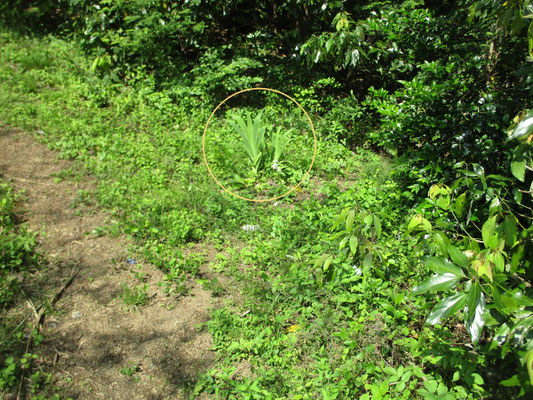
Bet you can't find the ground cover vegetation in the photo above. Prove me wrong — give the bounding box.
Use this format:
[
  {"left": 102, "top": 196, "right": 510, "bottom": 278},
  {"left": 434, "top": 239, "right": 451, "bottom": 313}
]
[
  {"left": 0, "top": 0, "right": 532, "bottom": 398},
  {"left": 0, "top": 180, "right": 68, "bottom": 399}
]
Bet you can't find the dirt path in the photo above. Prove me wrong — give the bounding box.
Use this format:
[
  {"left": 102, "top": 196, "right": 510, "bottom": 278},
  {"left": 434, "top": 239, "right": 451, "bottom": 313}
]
[{"left": 0, "top": 127, "right": 219, "bottom": 399}]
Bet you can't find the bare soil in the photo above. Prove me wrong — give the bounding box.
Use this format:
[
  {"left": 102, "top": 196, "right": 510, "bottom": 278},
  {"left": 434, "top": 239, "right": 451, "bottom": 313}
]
[{"left": 0, "top": 127, "right": 224, "bottom": 399}]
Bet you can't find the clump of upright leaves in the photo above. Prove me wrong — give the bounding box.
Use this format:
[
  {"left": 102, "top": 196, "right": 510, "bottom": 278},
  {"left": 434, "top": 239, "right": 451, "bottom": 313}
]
[
  {"left": 228, "top": 111, "right": 267, "bottom": 178},
  {"left": 228, "top": 111, "right": 293, "bottom": 180}
]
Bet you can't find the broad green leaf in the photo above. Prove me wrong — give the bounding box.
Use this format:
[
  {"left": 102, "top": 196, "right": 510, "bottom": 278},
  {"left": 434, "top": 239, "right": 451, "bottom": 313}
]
[
  {"left": 492, "top": 286, "right": 518, "bottom": 313},
  {"left": 339, "top": 235, "right": 348, "bottom": 250},
  {"left": 422, "top": 256, "right": 465, "bottom": 277},
  {"left": 509, "top": 110, "right": 533, "bottom": 140},
  {"left": 325, "top": 37, "right": 333, "bottom": 52},
  {"left": 454, "top": 192, "right": 467, "bottom": 218},
  {"left": 465, "top": 282, "right": 485, "bottom": 344},
  {"left": 412, "top": 273, "right": 461, "bottom": 295},
  {"left": 513, "top": 187, "right": 523, "bottom": 204},
  {"left": 407, "top": 214, "right": 432, "bottom": 232},
  {"left": 333, "top": 208, "right": 350, "bottom": 231},
  {"left": 472, "top": 163, "right": 485, "bottom": 179},
  {"left": 429, "top": 184, "right": 440, "bottom": 199},
  {"left": 363, "top": 251, "right": 372, "bottom": 271},
  {"left": 346, "top": 209, "right": 355, "bottom": 232},
  {"left": 433, "top": 231, "right": 449, "bottom": 257},
  {"left": 529, "top": 21, "right": 533, "bottom": 58},
  {"left": 424, "top": 380, "right": 438, "bottom": 394},
  {"left": 489, "top": 197, "right": 501, "bottom": 216},
  {"left": 323, "top": 255, "right": 333, "bottom": 272},
  {"left": 482, "top": 216, "right": 497, "bottom": 249},
  {"left": 313, "top": 254, "right": 329, "bottom": 268},
  {"left": 500, "top": 374, "right": 521, "bottom": 387},
  {"left": 447, "top": 245, "right": 469, "bottom": 268},
  {"left": 502, "top": 215, "right": 518, "bottom": 247},
  {"left": 510, "top": 244, "right": 525, "bottom": 272},
  {"left": 437, "top": 194, "right": 451, "bottom": 210},
  {"left": 427, "top": 292, "right": 468, "bottom": 325},
  {"left": 511, "top": 155, "right": 526, "bottom": 182},
  {"left": 349, "top": 235, "right": 358, "bottom": 255},
  {"left": 512, "top": 291, "right": 533, "bottom": 307},
  {"left": 373, "top": 215, "right": 382, "bottom": 238},
  {"left": 472, "top": 259, "right": 493, "bottom": 282},
  {"left": 379, "top": 379, "right": 389, "bottom": 395},
  {"left": 493, "top": 252, "right": 505, "bottom": 273},
  {"left": 525, "top": 348, "right": 533, "bottom": 385},
  {"left": 491, "top": 323, "right": 510, "bottom": 349}
]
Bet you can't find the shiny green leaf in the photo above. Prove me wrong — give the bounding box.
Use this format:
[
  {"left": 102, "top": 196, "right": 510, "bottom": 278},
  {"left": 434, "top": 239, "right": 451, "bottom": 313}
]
[
  {"left": 422, "top": 256, "right": 465, "bottom": 277},
  {"left": 509, "top": 110, "right": 533, "bottom": 140},
  {"left": 502, "top": 215, "right": 518, "bottom": 247},
  {"left": 346, "top": 209, "right": 355, "bottom": 232},
  {"left": 332, "top": 208, "right": 350, "bottom": 231},
  {"left": 412, "top": 273, "right": 461, "bottom": 295},
  {"left": 407, "top": 214, "right": 432, "bottom": 232},
  {"left": 482, "top": 216, "right": 498, "bottom": 249},
  {"left": 512, "top": 292, "right": 533, "bottom": 307},
  {"left": 447, "top": 245, "right": 469, "bottom": 268},
  {"left": 427, "top": 292, "right": 468, "bottom": 325},
  {"left": 454, "top": 192, "right": 467, "bottom": 218},
  {"left": 433, "top": 231, "right": 449, "bottom": 257},
  {"left": 349, "top": 235, "right": 358, "bottom": 255},
  {"left": 465, "top": 282, "right": 485, "bottom": 344},
  {"left": 323, "top": 255, "right": 333, "bottom": 272},
  {"left": 525, "top": 348, "right": 533, "bottom": 385},
  {"left": 491, "top": 323, "right": 510, "bottom": 349}
]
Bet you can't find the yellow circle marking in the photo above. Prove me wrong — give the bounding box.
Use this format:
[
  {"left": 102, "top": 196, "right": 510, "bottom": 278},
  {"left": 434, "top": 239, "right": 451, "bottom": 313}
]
[{"left": 202, "top": 87, "right": 317, "bottom": 202}]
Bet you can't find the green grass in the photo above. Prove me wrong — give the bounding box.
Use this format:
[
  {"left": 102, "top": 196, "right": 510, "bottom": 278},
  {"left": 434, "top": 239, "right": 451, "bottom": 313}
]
[
  {"left": 0, "top": 29, "right": 517, "bottom": 399},
  {"left": 119, "top": 283, "right": 149, "bottom": 312}
]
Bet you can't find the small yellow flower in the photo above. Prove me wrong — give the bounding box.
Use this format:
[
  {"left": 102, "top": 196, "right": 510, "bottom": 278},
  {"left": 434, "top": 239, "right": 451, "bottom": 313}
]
[{"left": 285, "top": 324, "right": 302, "bottom": 333}]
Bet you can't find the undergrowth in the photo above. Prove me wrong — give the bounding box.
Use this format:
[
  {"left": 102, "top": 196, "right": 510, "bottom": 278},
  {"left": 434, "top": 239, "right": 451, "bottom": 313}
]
[{"left": 0, "top": 25, "right": 530, "bottom": 399}]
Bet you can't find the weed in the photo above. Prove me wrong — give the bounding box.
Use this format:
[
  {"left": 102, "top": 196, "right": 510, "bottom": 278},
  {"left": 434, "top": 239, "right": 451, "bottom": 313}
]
[
  {"left": 119, "top": 283, "right": 148, "bottom": 312},
  {"left": 198, "top": 277, "right": 224, "bottom": 297},
  {"left": 228, "top": 111, "right": 266, "bottom": 178},
  {"left": 120, "top": 363, "right": 142, "bottom": 383}
]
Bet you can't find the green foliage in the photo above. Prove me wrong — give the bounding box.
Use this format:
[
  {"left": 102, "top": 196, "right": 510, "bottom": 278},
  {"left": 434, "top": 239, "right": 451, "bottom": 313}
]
[
  {"left": 471, "top": 0, "right": 533, "bottom": 57},
  {"left": 1, "top": 0, "right": 532, "bottom": 396},
  {"left": 119, "top": 282, "right": 148, "bottom": 312},
  {"left": 0, "top": 0, "right": 66, "bottom": 33},
  {"left": 120, "top": 362, "right": 142, "bottom": 383},
  {"left": 228, "top": 110, "right": 294, "bottom": 181},
  {"left": 410, "top": 114, "right": 532, "bottom": 394},
  {"left": 191, "top": 48, "right": 264, "bottom": 100},
  {"left": 0, "top": 181, "right": 38, "bottom": 306},
  {"left": 228, "top": 111, "right": 267, "bottom": 178}
]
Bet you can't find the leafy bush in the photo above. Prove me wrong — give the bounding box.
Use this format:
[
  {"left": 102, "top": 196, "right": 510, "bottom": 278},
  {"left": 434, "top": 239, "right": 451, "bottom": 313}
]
[{"left": 409, "top": 111, "right": 533, "bottom": 394}]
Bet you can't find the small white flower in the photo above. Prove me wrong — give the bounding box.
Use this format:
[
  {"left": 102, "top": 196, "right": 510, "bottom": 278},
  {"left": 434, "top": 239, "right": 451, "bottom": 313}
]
[
  {"left": 286, "top": 255, "right": 295, "bottom": 260},
  {"left": 242, "top": 224, "right": 260, "bottom": 232},
  {"left": 273, "top": 201, "right": 280, "bottom": 207},
  {"left": 353, "top": 266, "right": 363, "bottom": 276},
  {"left": 271, "top": 159, "right": 281, "bottom": 172}
]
